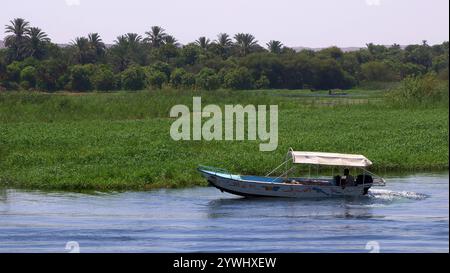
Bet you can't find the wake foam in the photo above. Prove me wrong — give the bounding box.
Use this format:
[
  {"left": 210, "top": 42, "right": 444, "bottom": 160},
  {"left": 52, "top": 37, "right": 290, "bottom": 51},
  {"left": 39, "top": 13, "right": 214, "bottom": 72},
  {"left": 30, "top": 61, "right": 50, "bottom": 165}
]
[{"left": 368, "top": 189, "right": 429, "bottom": 201}]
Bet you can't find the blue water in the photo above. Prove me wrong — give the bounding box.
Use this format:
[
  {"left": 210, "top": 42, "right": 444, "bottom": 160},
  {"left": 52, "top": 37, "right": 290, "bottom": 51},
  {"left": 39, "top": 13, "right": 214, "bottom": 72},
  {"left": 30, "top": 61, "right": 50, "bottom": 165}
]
[{"left": 0, "top": 173, "right": 448, "bottom": 253}]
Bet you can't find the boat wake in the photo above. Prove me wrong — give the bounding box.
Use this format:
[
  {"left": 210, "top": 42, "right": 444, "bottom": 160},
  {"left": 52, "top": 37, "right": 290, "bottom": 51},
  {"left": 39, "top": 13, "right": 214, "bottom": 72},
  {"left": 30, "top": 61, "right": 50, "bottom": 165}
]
[{"left": 368, "top": 189, "right": 429, "bottom": 201}]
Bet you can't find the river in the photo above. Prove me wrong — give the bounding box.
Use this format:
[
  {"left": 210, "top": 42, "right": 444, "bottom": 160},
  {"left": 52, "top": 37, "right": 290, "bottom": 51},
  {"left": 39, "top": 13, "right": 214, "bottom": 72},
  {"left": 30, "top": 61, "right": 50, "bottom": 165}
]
[{"left": 0, "top": 172, "right": 448, "bottom": 253}]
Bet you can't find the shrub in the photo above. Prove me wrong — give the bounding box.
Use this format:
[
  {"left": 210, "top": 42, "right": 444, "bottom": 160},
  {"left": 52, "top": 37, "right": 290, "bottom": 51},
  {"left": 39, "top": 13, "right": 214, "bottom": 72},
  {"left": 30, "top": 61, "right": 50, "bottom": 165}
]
[
  {"left": 398, "top": 63, "right": 426, "bottom": 78},
  {"left": 147, "top": 69, "right": 168, "bottom": 89},
  {"left": 6, "top": 61, "right": 21, "bottom": 82},
  {"left": 195, "top": 68, "right": 220, "bottom": 90},
  {"left": 170, "top": 68, "right": 186, "bottom": 88},
  {"left": 121, "top": 65, "right": 146, "bottom": 91},
  {"left": 361, "top": 61, "right": 398, "bottom": 82},
  {"left": 20, "top": 66, "right": 37, "bottom": 88},
  {"left": 150, "top": 61, "right": 171, "bottom": 78},
  {"left": 240, "top": 53, "right": 284, "bottom": 88},
  {"left": 223, "top": 67, "right": 254, "bottom": 90},
  {"left": 255, "top": 75, "right": 270, "bottom": 89},
  {"left": 69, "top": 64, "right": 94, "bottom": 91},
  {"left": 1, "top": 81, "right": 20, "bottom": 90},
  {"left": 180, "top": 44, "right": 201, "bottom": 65},
  {"left": 57, "top": 74, "right": 71, "bottom": 91},
  {"left": 311, "top": 59, "right": 355, "bottom": 90},
  {"left": 386, "top": 73, "right": 448, "bottom": 105},
  {"left": 20, "top": 81, "right": 31, "bottom": 90},
  {"left": 438, "top": 68, "right": 449, "bottom": 81},
  {"left": 36, "top": 59, "right": 67, "bottom": 92},
  {"left": 181, "top": 72, "right": 196, "bottom": 89},
  {"left": 92, "top": 66, "right": 116, "bottom": 91}
]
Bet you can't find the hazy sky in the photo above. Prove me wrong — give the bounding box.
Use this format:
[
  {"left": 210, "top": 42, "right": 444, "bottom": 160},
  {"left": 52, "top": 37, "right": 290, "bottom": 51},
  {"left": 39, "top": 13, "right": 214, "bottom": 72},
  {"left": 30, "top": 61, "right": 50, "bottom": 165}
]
[{"left": 0, "top": 0, "right": 448, "bottom": 47}]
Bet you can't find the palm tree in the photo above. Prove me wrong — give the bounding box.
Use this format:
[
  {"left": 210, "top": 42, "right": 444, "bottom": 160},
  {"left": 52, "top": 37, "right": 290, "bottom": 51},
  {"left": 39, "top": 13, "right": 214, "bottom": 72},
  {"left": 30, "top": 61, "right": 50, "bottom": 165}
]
[
  {"left": 163, "top": 35, "right": 179, "bottom": 47},
  {"left": 213, "top": 33, "right": 232, "bottom": 58},
  {"left": 234, "top": 33, "right": 258, "bottom": 56},
  {"left": 88, "top": 33, "right": 106, "bottom": 58},
  {"left": 111, "top": 35, "right": 130, "bottom": 71},
  {"left": 110, "top": 33, "right": 144, "bottom": 71},
  {"left": 124, "top": 33, "right": 142, "bottom": 56},
  {"left": 26, "top": 27, "right": 50, "bottom": 59},
  {"left": 71, "top": 37, "right": 92, "bottom": 64},
  {"left": 195, "top": 36, "right": 210, "bottom": 51},
  {"left": 144, "top": 26, "right": 166, "bottom": 48},
  {"left": 114, "top": 35, "right": 128, "bottom": 47},
  {"left": 267, "top": 40, "right": 283, "bottom": 54},
  {"left": 4, "top": 18, "right": 30, "bottom": 60},
  {"left": 216, "top": 33, "right": 232, "bottom": 48},
  {"left": 125, "top": 33, "right": 142, "bottom": 44}
]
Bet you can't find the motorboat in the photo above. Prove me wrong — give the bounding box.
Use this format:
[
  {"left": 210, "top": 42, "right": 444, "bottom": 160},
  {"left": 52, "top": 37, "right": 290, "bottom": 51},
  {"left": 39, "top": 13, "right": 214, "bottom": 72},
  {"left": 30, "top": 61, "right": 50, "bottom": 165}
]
[{"left": 198, "top": 148, "right": 385, "bottom": 198}]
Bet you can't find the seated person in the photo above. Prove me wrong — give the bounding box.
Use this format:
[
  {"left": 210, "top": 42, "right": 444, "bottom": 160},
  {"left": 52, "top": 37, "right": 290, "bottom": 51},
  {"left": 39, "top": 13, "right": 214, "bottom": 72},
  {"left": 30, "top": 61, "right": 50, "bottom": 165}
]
[{"left": 342, "top": 168, "right": 355, "bottom": 187}]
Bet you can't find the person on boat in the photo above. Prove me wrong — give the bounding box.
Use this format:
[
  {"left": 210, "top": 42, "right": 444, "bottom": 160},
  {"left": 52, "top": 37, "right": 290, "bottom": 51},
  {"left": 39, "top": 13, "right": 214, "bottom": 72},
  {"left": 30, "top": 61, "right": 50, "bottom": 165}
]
[{"left": 342, "top": 168, "right": 355, "bottom": 187}]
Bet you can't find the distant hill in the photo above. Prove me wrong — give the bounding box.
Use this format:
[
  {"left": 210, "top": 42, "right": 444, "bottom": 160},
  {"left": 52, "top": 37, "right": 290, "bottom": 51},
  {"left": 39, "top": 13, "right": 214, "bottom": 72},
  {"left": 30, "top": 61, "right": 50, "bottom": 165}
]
[
  {"left": 293, "top": 46, "right": 362, "bottom": 52},
  {"left": 292, "top": 45, "right": 409, "bottom": 52}
]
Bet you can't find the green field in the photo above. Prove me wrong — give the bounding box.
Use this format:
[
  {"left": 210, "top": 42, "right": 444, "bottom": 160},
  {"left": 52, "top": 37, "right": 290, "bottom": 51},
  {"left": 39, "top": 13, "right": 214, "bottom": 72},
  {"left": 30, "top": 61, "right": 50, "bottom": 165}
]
[{"left": 0, "top": 89, "right": 448, "bottom": 190}]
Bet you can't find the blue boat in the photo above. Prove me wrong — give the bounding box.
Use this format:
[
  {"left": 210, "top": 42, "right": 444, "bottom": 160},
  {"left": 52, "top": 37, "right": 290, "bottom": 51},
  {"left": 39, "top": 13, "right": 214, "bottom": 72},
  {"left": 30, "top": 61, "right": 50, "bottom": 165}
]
[{"left": 198, "top": 148, "right": 386, "bottom": 198}]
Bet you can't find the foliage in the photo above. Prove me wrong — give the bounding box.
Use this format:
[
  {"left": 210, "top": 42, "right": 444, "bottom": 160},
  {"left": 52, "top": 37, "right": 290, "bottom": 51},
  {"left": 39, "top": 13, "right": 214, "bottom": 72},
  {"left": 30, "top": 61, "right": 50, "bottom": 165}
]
[
  {"left": 20, "top": 65, "right": 37, "bottom": 88},
  {"left": 170, "top": 67, "right": 187, "bottom": 88},
  {"left": 361, "top": 61, "right": 398, "bottom": 82},
  {"left": 0, "top": 17, "right": 448, "bottom": 94},
  {"left": 35, "top": 59, "right": 67, "bottom": 91},
  {"left": 6, "top": 61, "right": 22, "bottom": 82},
  {"left": 92, "top": 65, "right": 116, "bottom": 91},
  {"left": 121, "top": 65, "right": 146, "bottom": 90},
  {"left": 255, "top": 75, "right": 270, "bottom": 89},
  {"left": 147, "top": 69, "right": 168, "bottom": 89},
  {"left": 195, "top": 68, "right": 221, "bottom": 90},
  {"left": 69, "top": 64, "right": 94, "bottom": 91},
  {"left": 387, "top": 73, "right": 449, "bottom": 105},
  {"left": 0, "top": 89, "right": 447, "bottom": 190},
  {"left": 223, "top": 67, "right": 254, "bottom": 90}
]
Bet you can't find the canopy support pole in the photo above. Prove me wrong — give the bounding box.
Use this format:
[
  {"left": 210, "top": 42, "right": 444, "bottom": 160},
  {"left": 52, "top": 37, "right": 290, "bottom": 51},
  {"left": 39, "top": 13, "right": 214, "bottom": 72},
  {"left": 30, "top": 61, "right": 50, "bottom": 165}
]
[{"left": 265, "top": 158, "right": 292, "bottom": 177}]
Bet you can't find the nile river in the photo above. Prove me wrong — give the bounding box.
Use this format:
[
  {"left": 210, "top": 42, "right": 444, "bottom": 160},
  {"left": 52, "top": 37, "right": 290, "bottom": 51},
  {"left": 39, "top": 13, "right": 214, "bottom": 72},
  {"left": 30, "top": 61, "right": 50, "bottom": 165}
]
[{"left": 0, "top": 172, "right": 448, "bottom": 252}]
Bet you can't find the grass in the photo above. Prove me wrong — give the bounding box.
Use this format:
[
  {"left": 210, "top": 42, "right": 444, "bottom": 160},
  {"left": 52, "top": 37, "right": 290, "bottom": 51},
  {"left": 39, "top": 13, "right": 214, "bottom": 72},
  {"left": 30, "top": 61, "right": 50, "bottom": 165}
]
[{"left": 0, "top": 89, "right": 448, "bottom": 190}]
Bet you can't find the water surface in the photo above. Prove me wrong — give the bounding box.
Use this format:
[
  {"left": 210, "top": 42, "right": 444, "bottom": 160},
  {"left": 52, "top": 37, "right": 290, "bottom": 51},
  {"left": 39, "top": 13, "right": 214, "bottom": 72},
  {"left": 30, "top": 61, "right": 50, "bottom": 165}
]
[{"left": 0, "top": 173, "right": 448, "bottom": 252}]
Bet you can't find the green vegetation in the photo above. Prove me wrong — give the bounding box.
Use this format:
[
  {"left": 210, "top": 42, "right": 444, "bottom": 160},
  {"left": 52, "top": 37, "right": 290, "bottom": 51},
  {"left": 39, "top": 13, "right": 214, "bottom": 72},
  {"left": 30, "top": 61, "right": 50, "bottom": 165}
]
[
  {"left": 387, "top": 73, "right": 448, "bottom": 106},
  {"left": 0, "top": 87, "right": 448, "bottom": 190},
  {"left": 0, "top": 18, "right": 448, "bottom": 93},
  {"left": 0, "top": 18, "right": 448, "bottom": 191}
]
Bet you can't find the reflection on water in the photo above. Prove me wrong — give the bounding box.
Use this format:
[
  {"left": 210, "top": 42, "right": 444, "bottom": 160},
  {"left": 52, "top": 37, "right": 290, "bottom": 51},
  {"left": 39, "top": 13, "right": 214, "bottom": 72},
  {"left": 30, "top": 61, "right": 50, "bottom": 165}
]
[
  {"left": 0, "top": 172, "right": 448, "bottom": 253},
  {"left": 206, "top": 197, "right": 376, "bottom": 220}
]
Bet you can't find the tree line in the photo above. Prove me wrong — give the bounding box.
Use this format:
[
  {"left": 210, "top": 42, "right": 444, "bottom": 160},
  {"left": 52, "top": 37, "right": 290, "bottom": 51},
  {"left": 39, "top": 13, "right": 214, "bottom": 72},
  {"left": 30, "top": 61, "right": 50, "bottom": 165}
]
[{"left": 0, "top": 18, "right": 448, "bottom": 92}]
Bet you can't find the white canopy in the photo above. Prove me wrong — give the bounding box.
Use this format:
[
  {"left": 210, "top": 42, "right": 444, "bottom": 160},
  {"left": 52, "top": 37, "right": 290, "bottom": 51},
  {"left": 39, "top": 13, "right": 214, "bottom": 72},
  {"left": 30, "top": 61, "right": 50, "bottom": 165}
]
[{"left": 288, "top": 150, "right": 372, "bottom": 167}]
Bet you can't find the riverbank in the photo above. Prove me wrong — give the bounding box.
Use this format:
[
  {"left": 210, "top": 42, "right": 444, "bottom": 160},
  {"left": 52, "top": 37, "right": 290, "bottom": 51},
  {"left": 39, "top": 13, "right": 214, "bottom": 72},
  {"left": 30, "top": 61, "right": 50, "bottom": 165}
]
[{"left": 0, "top": 89, "right": 448, "bottom": 190}]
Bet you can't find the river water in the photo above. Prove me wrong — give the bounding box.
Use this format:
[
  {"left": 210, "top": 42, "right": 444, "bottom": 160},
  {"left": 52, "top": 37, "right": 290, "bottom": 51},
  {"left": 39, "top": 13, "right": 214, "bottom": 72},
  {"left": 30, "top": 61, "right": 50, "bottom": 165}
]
[{"left": 0, "top": 173, "right": 448, "bottom": 253}]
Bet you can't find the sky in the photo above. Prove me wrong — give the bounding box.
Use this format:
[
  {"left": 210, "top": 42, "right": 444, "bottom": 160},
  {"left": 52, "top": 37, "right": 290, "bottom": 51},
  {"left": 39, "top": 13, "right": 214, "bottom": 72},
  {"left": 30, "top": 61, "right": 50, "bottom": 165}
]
[{"left": 0, "top": 0, "right": 448, "bottom": 48}]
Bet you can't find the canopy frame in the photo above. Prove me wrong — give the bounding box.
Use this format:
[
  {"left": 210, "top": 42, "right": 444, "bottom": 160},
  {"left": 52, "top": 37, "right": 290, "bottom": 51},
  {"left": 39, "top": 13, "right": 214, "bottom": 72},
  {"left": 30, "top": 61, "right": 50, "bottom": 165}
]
[{"left": 265, "top": 148, "right": 385, "bottom": 186}]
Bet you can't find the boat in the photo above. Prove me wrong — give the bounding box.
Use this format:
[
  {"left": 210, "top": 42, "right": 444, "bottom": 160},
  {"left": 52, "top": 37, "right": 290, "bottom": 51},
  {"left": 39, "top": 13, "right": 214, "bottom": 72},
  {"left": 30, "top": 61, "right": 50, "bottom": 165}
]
[{"left": 198, "top": 148, "right": 386, "bottom": 198}]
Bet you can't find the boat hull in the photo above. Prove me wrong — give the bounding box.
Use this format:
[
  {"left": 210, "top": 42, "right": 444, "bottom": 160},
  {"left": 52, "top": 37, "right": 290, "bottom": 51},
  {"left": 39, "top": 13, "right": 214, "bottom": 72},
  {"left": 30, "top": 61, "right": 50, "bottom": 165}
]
[{"left": 200, "top": 170, "right": 371, "bottom": 198}]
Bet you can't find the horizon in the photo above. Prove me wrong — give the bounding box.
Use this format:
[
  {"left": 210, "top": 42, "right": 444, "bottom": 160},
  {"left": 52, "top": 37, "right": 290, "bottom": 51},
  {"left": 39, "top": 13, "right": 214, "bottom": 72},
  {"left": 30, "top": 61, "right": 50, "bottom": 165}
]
[{"left": 0, "top": 0, "right": 448, "bottom": 48}]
